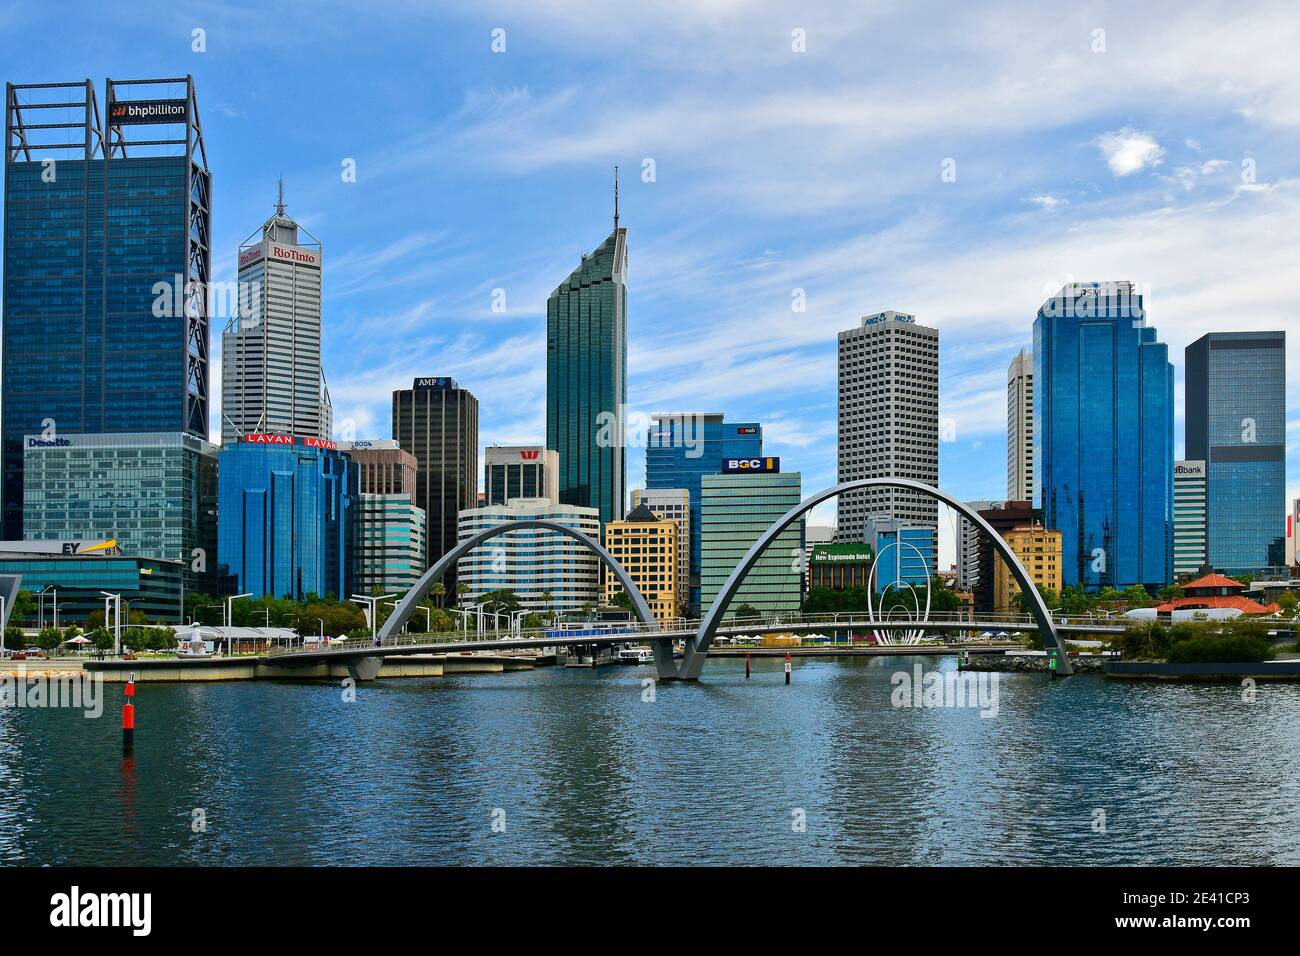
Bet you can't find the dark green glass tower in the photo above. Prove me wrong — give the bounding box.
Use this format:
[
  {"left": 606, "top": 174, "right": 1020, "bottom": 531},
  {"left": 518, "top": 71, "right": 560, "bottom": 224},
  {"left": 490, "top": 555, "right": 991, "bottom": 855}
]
[{"left": 546, "top": 225, "right": 627, "bottom": 527}]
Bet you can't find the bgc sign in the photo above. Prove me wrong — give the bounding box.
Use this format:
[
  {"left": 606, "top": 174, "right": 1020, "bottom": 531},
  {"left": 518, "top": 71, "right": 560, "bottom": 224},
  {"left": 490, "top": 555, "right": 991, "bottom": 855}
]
[{"left": 722, "top": 457, "right": 780, "bottom": 474}]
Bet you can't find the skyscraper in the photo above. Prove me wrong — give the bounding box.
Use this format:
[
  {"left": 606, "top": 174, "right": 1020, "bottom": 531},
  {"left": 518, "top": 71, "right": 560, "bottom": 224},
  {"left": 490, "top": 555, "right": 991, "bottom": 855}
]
[
  {"left": 221, "top": 183, "right": 332, "bottom": 443},
  {"left": 645, "top": 413, "right": 762, "bottom": 612},
  {"left": 392, "top": 377, "right": 478, "bottom": 582},
  {"left": 217, "top": 435, "right": 356, "bottom": 601},
  {"left": 1035, "top": 282, "right": 1173, "bottom": 589},
  {"left": 3, "top": 77, "right": 211, "bottom": 539},
  {"left": 1006, "top": 347, "right": 1033, "bottom": 501},
  {"left": 546, "top": 205, "right": 627, "bottom": 527},
  {"left": 1185, "top": 332, "right": 1286, "bottom": 575},
  {"left": 836, "top": 311, "right": 939, "bottom": 546}
]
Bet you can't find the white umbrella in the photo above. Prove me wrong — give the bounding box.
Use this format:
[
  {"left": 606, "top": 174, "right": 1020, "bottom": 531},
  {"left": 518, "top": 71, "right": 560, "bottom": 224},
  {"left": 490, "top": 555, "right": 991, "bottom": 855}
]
[{"left": 63, "top": 636, "right": 92, "bottom": 644}]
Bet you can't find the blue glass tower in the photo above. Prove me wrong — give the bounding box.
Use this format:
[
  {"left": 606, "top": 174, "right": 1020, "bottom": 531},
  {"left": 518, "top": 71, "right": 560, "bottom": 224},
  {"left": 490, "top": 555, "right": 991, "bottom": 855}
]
[
  {"left": 1185, "top": 332, "right": 1286, "bottom": 575},
  {"left": 217, "top": 436, "right": 356, "bottom": 601},
  {"left": 646, "top": 413, "right": 762, "bottom": 610},
  {"left": 2, "top": 78, "right": 211, "bottom": 539},
  {"left": 1034, "top": 282, "right": 1173, "bottom": 589},
  {"left": 546, "top": 221, "right": 627, "bottom": 528}
]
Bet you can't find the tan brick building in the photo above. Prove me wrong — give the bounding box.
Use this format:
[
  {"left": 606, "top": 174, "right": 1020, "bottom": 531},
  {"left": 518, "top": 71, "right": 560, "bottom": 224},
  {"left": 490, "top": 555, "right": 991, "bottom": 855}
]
[
  {"left": 993, "top": 524, "right": 1062, "bottom": 613},
  {"left": 603, "top": 503, "right": 679, "bottom": 624}
]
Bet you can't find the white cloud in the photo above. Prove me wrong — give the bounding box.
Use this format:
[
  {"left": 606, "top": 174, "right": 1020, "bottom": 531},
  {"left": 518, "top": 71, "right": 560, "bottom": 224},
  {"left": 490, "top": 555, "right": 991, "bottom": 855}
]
[
  {"left": 1097, "top": 127, "right": 1166, "bottom": 176},
  {"left": 1027, "top": 194, "right": 1068, "bottom": 210}
]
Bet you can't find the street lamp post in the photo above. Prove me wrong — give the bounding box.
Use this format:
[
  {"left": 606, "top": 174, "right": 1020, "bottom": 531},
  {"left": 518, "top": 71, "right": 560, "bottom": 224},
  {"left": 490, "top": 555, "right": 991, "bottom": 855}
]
[
  {"left": 99, "top": 592, "right": 122, "bottom": 656},
  {"left": 225, "top": 593, "right": 253, "bottom": 656},
  {"left": 351, "top": 593, "right": 396, "bottom": 643},
  {"left": 383, "top": 600, "right": 431, "bottom": 634}
]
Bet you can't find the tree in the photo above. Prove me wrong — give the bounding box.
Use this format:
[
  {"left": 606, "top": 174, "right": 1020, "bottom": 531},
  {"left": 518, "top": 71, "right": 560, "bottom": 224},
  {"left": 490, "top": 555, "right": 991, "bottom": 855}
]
[
  {"left": 1121, "top": 585, "right": 1153, "bottom": 609},
  {"left": 1277, "top": 591, "right": 1298, "bottom": 615},
  {"left": 13, "top": 589, "right": 37, "bottom": 624},
  {"left": 88, "top": 627, "right": 114, "bottom": 652},
  {"left": 1011, "top": 583, "right": 1058, "bottom": 613},
  {"left": 1156, "top": 584, "right": 1185, "bottom": 603},
  {"left": 455, "top": 582, "right": 470, "bottom": 607},
  {"left": 431, "top": 582, "right": 447, "bottom": 608},
  {"left": 610, "top": 590, "right": 633, "bottom": 610},
  {"left": 732, "top": 603, "right": 761, "bottom": 620},
  {"left": 4, "top": 625, "right": 24, "bottom": 649},
  {"left": 36, "top": 627, "right": 62, "bottom": 652}
]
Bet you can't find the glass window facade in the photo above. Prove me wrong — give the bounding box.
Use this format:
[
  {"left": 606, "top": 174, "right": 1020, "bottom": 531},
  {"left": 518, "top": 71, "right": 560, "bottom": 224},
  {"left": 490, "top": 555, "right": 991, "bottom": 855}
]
[
  {"left": 645, "top": 414, "right": 762, "bottom": 611},
  {"left": 1034, "top": 283, "right": 1174, "bottom": 589},
  {"left": 22, "top": 431, "right": 217, "bottom": 592},
  {"left": 217, "top": 439, "right": 356, "bottom": 600},
  {"left": 1185, "top": 332, "right": 1286, "bottom": 575},
  {"left": 0, "top": 554, "right": 184, "bottom": 624},
  {"left": 546, "top": 227, "right": 627, "bottom": 527},
  {"left": 699, "top": 472, "right": 802, "bottom": 616},
  {"left": 3, "top": 154, "right": 208, "bottom": 538}
]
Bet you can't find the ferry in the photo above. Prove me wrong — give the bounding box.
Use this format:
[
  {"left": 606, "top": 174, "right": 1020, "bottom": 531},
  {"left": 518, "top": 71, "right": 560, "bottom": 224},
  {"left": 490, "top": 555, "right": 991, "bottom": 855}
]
[{"left": 616, "top": 646, "right": 655, "bottom": 665}]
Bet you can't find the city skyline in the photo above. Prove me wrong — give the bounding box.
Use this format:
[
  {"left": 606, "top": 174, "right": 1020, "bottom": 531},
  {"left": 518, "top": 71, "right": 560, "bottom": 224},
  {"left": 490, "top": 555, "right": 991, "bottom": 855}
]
[{"left": 2, "top": 3, "right": 1300, "bottom": 572}]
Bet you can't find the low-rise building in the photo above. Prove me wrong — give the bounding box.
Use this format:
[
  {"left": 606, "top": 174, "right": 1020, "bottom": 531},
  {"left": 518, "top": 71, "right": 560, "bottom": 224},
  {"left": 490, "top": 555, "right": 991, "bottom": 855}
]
[
  {"left": 808, "top": 543, "right": 875, "bottom": 591},
  {"left": 0, "top": 540, "right": 185, "bottom": 624},
  {"left": 603, "top": 503, "right": 678, "bottom": 623},
  {"left": 456, "top": 498, "right": 600, "bottom": 613},
  {"left": 992, "top": 523, "right": 1062, "bottom": 614}
]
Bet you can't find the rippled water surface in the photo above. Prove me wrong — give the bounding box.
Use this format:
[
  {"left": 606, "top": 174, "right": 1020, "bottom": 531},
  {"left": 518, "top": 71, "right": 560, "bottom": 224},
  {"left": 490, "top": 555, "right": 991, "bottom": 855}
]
[{"left": 2, "top": 656, "right": 1297, "bottom": 865}]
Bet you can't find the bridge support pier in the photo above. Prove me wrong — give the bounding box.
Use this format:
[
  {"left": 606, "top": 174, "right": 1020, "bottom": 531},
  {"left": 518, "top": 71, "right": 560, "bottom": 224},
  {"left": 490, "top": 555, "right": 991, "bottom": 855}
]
[{"left": 346, "top": 656, "right": 384, "bottom": 682}]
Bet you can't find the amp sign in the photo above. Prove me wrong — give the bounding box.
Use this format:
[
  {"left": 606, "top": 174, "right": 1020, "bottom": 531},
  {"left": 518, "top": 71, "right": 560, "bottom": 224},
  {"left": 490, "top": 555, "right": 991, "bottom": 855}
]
[{"left": 722, "top": 457, "right": 780, "bottom": 474}]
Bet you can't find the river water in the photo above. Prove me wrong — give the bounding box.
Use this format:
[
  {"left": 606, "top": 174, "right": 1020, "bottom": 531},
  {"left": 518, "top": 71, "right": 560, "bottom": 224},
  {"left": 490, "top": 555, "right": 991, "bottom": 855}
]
[{"left": 2, "top": 655, "right": 1297, "bottom": 865}]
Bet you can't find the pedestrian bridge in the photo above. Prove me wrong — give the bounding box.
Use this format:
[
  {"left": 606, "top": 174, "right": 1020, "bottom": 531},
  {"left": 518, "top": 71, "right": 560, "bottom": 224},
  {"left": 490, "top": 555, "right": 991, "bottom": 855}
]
[
  {"left": 264, "top": 478, "right": 1113, "bottom": 681},
  {"left": 262, "top": 611, "right": 1126, "bottom": 681}
]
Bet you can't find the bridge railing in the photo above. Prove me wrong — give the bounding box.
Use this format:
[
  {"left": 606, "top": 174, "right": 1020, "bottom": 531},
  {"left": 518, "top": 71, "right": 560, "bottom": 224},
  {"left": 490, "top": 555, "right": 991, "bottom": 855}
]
[{"left": 261, "top": 609, "right": 1071, "bottom": 658}]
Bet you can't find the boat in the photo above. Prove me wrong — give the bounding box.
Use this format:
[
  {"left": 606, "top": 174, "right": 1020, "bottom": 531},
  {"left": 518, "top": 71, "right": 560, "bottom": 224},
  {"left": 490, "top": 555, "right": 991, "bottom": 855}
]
[{"left": 617, "top": 646, "right": 654, "bottom": 664}]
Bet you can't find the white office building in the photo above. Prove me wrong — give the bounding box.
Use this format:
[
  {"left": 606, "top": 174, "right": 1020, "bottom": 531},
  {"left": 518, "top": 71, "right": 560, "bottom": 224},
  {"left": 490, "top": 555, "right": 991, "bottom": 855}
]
[
  {"left": 836, "top": 311, "right": 939, "bottom": 544},
  {"left": 955, "top": 500, "right": 1004, "bottom": 592},
  {"left": 456, "top": 498, "right": 600, "bottom": 612},
  {"left": 1006, "top": 347, "right": 1033, "bottom": 501},
  {"left": 222, "top": 184, "right": 332, "bottom": 444}
]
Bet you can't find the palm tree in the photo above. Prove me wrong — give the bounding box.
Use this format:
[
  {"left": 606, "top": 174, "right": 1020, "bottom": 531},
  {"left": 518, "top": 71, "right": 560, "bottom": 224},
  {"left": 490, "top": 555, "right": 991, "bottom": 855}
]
[
  {"left": 431, "top": 582, "right": 446, "bottom": 608},
  {"left": 455, "top": 582, "right": 469, "bottom": 607},
  {"left": 541, "top": 589, "right": 553, "bottom": 622}
]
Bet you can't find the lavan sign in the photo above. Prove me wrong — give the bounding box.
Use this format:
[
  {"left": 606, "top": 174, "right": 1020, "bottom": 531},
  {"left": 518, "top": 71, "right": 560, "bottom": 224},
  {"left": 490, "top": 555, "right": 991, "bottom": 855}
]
[{"left": 243, "top": 434, "right": 338, "bottom": 451}]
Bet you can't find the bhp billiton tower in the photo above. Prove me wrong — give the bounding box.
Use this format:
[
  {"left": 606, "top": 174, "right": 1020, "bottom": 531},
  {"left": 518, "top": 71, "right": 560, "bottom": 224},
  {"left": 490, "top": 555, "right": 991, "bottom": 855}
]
[
  {"left": 546, "top": 190, "right": 627, "bottom": 527},
  {"left": 2, "top": 78, "right": 211, "bottom": 539}
]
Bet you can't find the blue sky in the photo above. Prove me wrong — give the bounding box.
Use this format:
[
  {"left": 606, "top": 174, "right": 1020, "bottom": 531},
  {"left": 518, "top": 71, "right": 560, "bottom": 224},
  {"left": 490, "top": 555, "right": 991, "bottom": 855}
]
[{"left": 5, "top": 0, "right": 1300, "bottom": 565}]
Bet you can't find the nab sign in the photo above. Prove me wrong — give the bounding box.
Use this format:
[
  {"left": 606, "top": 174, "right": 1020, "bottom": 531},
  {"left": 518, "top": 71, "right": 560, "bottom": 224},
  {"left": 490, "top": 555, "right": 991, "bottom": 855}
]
[{"left": 722, "top": 457, "right": 780, "bottom": 474}]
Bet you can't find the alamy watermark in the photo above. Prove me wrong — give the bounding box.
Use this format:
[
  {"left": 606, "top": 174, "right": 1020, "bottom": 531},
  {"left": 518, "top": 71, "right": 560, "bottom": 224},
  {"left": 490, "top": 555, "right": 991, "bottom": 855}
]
[
  {"left": 1, "top": 668, "right": 104, "bottom": 718},
  {"left": 890, "top": 663, "right": 999, "bottom": 718}
]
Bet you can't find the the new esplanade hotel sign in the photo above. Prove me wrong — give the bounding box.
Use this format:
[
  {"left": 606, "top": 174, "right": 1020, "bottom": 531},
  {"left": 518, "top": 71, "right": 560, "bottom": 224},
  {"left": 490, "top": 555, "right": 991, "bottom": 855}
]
[
  {"left": 243, "top": 433, "right": 338, "bottom": 451},
  {"left": 109, "top": 98, "right": 189, "bottom": 125}
]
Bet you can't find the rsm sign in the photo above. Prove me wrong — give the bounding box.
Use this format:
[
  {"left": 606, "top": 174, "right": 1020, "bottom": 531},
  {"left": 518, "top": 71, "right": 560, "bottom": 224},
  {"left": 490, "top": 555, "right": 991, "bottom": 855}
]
[{"left": 722, "top": 457, "right": 780, "bottom": 474}]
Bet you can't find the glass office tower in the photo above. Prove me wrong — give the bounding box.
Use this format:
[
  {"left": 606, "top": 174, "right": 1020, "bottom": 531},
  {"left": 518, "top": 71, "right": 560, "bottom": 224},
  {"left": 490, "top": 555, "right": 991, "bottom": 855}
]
[
  {"left": 1185, "top": 331, "right": 1285, "bottom": 575},
  {"left": 546, "top": 224, "right": 627, "bottom": 527},
  {"left": 645, "top": 413, "right": 762, "bottom": 611},
  {"left": 217, "top": 436, "right": 356, "bottom": 601},
  {"left": 22, "top": 432, "right": 218, "bottom": 590},
  {"left": 3, "top": 78, "right": 211, "bottom": 539},
  {"left": 699, "top": 470, "right": 802, "bottom": 616},
  {"left": 1034, "top": 282, "right": 1174, "bottom": 590}
]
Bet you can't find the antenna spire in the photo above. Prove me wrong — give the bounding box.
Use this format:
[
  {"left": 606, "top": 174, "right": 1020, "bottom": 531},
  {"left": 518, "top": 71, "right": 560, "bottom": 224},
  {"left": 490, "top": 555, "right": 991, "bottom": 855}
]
[
  {"left": 276, "top": 176, "right": 286, "bottom": 216},
  {"left": 613, "top": 165, "right": 619, "bottom": 230}
]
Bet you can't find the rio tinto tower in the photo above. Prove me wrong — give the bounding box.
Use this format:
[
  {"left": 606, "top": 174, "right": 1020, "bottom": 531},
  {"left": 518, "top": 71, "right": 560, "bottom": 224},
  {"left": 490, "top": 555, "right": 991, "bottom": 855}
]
[{"left": 221, "top": 182, "right": 332, "bottom": 443}]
